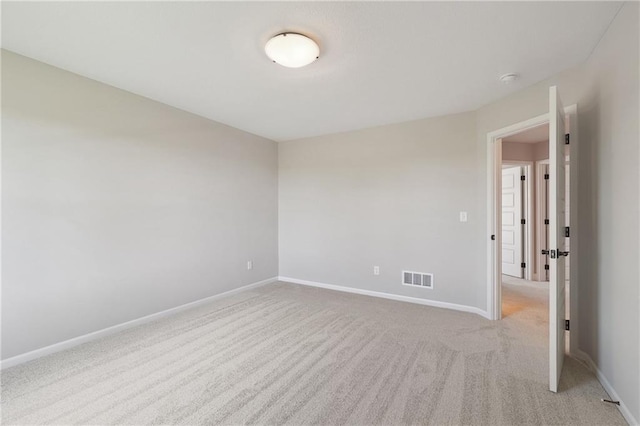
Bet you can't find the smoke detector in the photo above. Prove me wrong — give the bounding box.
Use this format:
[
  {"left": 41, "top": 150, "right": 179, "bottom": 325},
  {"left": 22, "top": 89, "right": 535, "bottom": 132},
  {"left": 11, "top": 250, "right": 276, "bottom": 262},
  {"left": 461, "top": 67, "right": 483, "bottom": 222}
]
[{"left": 499, "top": 73, "right": 520, "bottom": 84}]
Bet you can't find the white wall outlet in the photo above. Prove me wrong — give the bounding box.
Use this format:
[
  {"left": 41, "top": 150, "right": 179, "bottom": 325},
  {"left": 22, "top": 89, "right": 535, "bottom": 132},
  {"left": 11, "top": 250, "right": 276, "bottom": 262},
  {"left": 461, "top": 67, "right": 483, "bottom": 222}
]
[
  {"left": 247, "top": 260, "right": 253, "bottom": 270},
  {"left": 373, "top": 266, "right": 380, "bottom": 275},
  {"left": 459, "top": 211, "right": 468, "bottom": 222}
]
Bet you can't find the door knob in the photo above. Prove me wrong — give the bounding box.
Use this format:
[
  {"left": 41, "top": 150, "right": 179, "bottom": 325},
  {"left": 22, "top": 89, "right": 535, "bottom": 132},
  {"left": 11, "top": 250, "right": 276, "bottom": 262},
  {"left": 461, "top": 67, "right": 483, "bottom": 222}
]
[{"left": 550, "top": 249, "right": 569, "bottom": 259}]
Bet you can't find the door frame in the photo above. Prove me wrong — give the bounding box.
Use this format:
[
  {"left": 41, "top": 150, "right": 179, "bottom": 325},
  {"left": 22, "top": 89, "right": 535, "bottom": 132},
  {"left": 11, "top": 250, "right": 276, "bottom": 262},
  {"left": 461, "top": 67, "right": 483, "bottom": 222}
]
[
  {"left": 502, "top": 161, "right": 534, "bottom": 281},
  {"left": 486, "top": 104, "right": 579, "bottom": 356}
]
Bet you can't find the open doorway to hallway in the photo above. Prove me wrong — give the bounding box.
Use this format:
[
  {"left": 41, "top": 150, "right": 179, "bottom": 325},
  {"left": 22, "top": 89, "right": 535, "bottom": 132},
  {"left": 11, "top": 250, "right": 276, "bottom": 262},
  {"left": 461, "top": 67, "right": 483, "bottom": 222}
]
[
  {"left": 499, "top": 123, "right": 553, "bottom": 318},
  {"left": 498, "top": 123, "right": 571, "bottom": 329}
]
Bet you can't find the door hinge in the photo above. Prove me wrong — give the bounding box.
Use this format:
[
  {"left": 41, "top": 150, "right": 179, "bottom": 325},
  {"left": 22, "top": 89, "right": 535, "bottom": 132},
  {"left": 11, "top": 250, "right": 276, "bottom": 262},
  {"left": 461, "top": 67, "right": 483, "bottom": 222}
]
[
  {"left": 544, "top": 264, "right": 550, "bottom": 270},
  {"left": 520, "top": 175, "right": 525, "bottom": 181},
  {"left": 521, "top": 219, "right": 526, "bottom": 225},
  {"left": 565, "top": 320, "right": 570, "bottom": 330},
  {"left": 565, "top": 227, "right": 570, "bottom": 237},
  {"left": 544, "top": 219, "right": 550, "bottom": 225},
  {"left": 544, "top": 173, "right": 549, "bottom": 180},
  {"left": 521, "top": 262, "right": 526, "bottom": 268},
  {"left": 565, "top": 134, "right": 570, "bottom": 145}
]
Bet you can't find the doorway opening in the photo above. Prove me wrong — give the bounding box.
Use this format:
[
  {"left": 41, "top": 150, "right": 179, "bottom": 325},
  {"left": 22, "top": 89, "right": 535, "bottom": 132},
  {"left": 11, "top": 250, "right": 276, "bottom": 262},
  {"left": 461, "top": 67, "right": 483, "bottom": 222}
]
[
  {"left": 485, "top": 88, "right": 578, "bottom": 392},
  {"left": 500, "top": 125, "right": 549, "bottom": 317}
]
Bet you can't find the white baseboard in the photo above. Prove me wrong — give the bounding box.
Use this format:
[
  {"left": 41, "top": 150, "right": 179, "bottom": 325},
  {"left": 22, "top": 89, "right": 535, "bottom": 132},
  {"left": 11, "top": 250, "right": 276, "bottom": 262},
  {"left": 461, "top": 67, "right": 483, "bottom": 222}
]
[
  {"left": 278, "top": 276, "right": 490, "bottom": 319},
  {"left": 575, "top": 350, "right": 638, "bottom": 426},
  {"left": 1, "top": 276, "right": 278, "bottom": 370}
]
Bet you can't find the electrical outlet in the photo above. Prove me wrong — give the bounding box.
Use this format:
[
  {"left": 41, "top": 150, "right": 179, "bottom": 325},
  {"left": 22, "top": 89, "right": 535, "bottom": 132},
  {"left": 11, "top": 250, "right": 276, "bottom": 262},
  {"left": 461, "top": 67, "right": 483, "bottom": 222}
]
[
  {"left": 459, "top": 211, "right": 468, "bottom": 222},
  {"left": 247, "top": 260, "right": 253, "bottom": 270},
  {"left": 373, "top": 266, "right": 380, "bottom": 275}
]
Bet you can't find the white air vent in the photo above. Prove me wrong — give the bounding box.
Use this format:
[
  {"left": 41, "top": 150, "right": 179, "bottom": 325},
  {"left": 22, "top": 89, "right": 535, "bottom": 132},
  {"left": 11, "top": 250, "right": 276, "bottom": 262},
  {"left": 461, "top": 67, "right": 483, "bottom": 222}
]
[{"left": 402, "top": 271, "right": 433, "bottom": 289}]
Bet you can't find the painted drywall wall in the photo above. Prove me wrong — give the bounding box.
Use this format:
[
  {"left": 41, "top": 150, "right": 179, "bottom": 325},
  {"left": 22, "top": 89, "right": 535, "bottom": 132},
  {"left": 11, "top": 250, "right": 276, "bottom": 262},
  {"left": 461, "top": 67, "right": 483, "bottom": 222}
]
[
  {"left": 532, "top": 141, "right": 549, "bottom": 162},
  {"left": 1, "top": 51, "right": 279, "bottom": 359},
  {"left": 279, "top": 111, "right": 484, "bottom": 309},
  {"left": 578, "top": 2, "right": 639, "bottom": 421},
  {"left": 477, "top": 2, "right": 638, "bottom": 421},
  {"left": 502, "top": 141, "right": 548, "bottom": 162}
]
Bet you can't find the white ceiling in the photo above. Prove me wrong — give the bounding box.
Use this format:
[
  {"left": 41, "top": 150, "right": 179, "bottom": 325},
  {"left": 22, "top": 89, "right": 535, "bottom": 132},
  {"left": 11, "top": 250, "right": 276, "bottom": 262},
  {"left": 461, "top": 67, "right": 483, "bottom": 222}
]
[
  {"left": 503, "top": 124, "right": 549, "bottom": 144},
  {"left": 1, "top": 1, "right": 622, "bottom": 141}
]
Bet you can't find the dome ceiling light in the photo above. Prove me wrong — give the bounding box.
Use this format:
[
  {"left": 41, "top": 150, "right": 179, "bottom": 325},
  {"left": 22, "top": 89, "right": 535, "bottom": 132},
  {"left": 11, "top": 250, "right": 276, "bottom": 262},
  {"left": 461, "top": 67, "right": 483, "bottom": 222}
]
[{"left": 265, "top": 32, "right": 319, "bottom": 68}]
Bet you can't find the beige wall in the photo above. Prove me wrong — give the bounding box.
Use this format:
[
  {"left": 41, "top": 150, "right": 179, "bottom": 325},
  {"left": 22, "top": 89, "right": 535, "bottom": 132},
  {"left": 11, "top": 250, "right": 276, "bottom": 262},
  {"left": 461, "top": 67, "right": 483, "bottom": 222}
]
[
  {"left": 279, "top": 111, "right": 483, "bottom": 308},
  {"left": 533, "top": 141, "right": 549, "bottom": 162},
  {"left": 578, "top": 2, "right": 639, "bottom": 420},
  {"left": 502, "top": 141, "right": 548, "bottom": 162},
  {"left": 1, "top": 51, "right": 279, "bottom": 359}
]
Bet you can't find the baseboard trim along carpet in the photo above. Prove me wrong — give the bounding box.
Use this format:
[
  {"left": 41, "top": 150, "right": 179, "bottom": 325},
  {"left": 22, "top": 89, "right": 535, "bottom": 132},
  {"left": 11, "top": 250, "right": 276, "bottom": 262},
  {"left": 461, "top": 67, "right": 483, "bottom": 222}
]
[
  {"left": 576, "top": 350, "right": 638, "bottom": 426},
  {"left": 0, "top": 276, "right": 279, "bottom": 370},
  {"left": 278, "top": 276, "right": 490, "bottom": 319}
]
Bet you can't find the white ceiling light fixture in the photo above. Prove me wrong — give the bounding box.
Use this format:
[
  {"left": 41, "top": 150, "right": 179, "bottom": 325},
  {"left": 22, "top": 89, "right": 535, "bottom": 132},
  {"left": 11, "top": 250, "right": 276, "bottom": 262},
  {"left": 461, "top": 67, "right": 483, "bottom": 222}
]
[
  {"left": 499, "top": 73, "right": 520, "bottom": 84},
  {"left": 265, "top": 32, "right": 319, "bottom": 68}
]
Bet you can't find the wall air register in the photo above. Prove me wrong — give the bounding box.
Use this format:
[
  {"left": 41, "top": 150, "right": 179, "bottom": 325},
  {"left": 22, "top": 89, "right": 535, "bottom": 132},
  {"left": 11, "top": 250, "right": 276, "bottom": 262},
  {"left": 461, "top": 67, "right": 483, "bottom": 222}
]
[{"left": 402, "top": 271, "right": 433, "bottom": 289}]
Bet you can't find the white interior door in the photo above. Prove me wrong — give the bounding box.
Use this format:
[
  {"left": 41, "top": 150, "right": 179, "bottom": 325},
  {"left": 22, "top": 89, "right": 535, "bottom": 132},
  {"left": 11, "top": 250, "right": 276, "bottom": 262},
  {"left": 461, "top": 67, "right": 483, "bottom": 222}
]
[
  {"left": 501, "top": 166, "right": 523, "bottom": 278},
  {"left": 549, "top": 86, "right": 567, "bottom": 393}
]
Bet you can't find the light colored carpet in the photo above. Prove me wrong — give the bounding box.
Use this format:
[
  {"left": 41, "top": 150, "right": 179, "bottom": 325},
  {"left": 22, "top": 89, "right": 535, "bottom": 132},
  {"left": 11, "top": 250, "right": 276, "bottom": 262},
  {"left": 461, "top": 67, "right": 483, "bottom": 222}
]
[{"left": 1, "top": 281, "right": 626, "bottom": 425}]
